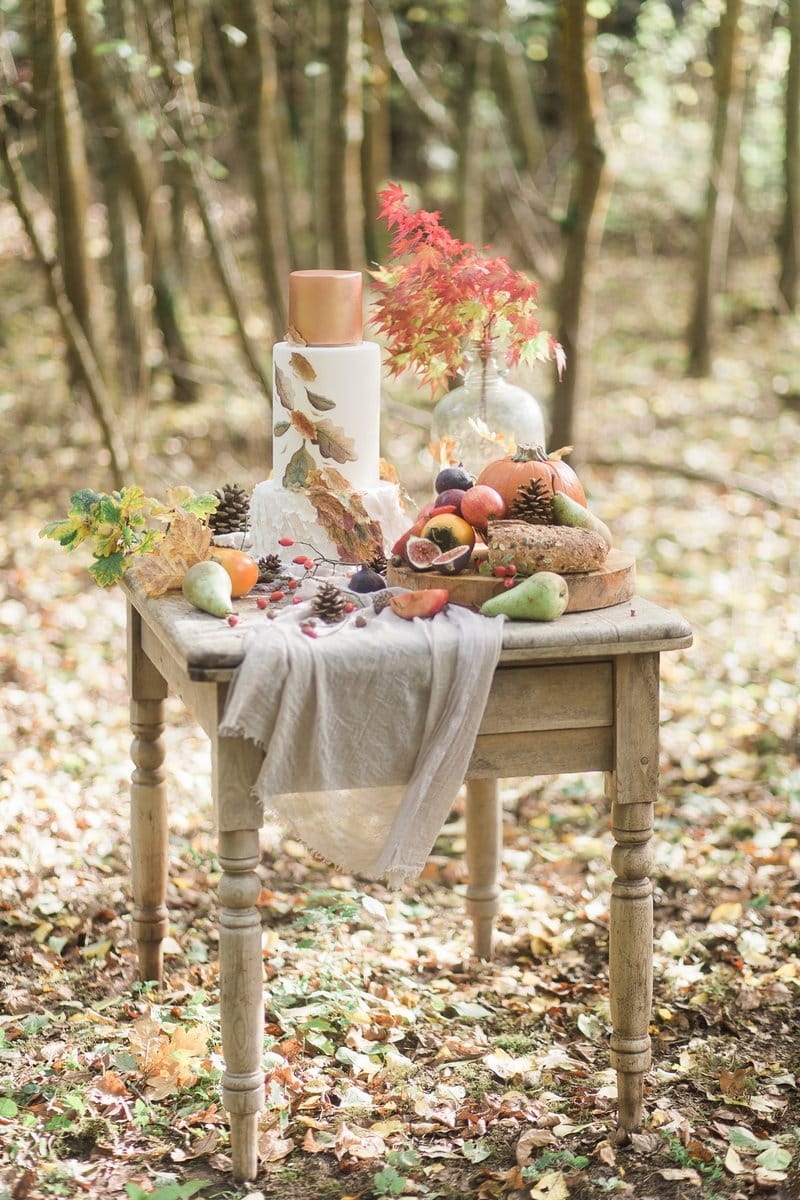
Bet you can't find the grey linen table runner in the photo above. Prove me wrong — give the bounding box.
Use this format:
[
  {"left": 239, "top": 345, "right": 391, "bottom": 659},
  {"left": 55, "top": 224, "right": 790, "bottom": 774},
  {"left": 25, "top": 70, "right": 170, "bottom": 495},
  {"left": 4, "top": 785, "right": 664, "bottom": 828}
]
[{"left": 220, "top": 596, "right": 504, "bottom": 886}]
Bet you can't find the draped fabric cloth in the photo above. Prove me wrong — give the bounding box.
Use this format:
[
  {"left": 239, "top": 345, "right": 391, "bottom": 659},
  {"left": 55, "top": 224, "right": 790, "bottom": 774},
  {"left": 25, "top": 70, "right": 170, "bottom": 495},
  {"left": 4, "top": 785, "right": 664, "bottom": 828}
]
[{"left": 220, "top": 595, "right": 504, "bottom": 886}]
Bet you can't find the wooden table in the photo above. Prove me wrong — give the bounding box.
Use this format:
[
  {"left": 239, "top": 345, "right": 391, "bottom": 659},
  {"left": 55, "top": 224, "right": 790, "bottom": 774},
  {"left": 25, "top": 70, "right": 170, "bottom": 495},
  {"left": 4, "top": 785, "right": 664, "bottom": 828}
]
[{"left": 123, "top": 578, "right": 691, "bottom": 1181}]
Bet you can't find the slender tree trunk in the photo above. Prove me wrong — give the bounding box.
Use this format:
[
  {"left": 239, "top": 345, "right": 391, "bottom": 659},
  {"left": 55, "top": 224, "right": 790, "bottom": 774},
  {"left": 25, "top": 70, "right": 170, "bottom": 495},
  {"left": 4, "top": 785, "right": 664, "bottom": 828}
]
[
  {"left": 66, "top": 0, "right": 197, "bottom": 402},
  {"left": 686, "top": 0, "right": 745, "bottom": 377},
  {"left": 41, "top": 0, "right": 103, "bottom": 377},
  {"left": 491, "top": 6, "right": 546, "bottom": 179},
  {"left": 362, "top": 4, "right": 391, "bottom": 266},
  {"left": 0, "top": 110, "right": 128, "bottom": 485},
  {"left": 779, "top": 0, "right": 800, "bottom": 310},
  {"left": 454, "top": 2, "right": 493, "bottom": 245},
  {"left": 227, "top": 0, "right": 291, "bottom": 333},
  {"left": 102, "top": 0, "right": 148, "bottom": 397},
  {"left": 328, "top": 0, "right": 366, "bottom": 268},
  {"left": 310, "top": 0, "right": 333, "bottom": 267},
  {"left": 549, "top": 0, "right": 611, "bottom": 453}
]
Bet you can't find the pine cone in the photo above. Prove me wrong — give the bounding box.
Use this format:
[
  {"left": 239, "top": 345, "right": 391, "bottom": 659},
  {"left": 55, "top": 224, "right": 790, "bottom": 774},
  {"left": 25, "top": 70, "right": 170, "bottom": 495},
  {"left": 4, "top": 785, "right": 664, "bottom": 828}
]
[
  {"left": 507, "top": 478, "right": 554, "bottom": 525},
  {"left": 366, "top": 548, "right": 388, "bottom": 575},
  {"left": 312, "top": 582, "right": 347, "bottom": 624},
  {"left": 258, "top": 553, "right": 282, "bottom": 582},
  {"left": 209, "top": 483, "right": 251, "bottom": 535}
]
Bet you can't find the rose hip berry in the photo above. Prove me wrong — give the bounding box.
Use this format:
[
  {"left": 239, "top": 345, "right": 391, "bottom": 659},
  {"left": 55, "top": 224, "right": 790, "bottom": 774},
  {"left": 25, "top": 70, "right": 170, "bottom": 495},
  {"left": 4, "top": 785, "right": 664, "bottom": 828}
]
[
  {"left": 288, "top": 579, "right": 299, "bottom": 590},
  {"left": 227, "top": 614, "right": 239, "bottom": 626},
  {"left": 270, "top": 590, "right": 285, "bottom": 602},
  {"left": 278, "top": 537, "right": 294, "bottom": 547},
  {"left": 256, "top": 596, "right": 268, "bottom": 609}
]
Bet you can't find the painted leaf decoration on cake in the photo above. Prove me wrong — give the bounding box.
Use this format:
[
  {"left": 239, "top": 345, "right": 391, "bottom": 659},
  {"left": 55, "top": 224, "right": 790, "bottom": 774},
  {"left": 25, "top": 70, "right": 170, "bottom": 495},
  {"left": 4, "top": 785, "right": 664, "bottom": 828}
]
[
  {"left": 132, "top": 508, "right": 212, "bottom": 597},
  {"left": 305, "top": 389, "right": 336, "bottom": 412},
  {"left": 274, "top": 420, "right": 291, "bottom": 437},
  {"left": 274, "top": 365, "right": 295, "bottom": 410},
  {"left": 312, "top": 418, "right": 357, "bottom": 464},
  {"left": 291, "top": 410, "right": 317, "bottom": 440},
  {"left": 283, "top": 444, "right": 316, "bottom": 489},
  {"left": 289, "top": 352, "right": 317, "bottom": 381},
  {"left": 306, "top": 468, "right": 383, "bottom": 564}
]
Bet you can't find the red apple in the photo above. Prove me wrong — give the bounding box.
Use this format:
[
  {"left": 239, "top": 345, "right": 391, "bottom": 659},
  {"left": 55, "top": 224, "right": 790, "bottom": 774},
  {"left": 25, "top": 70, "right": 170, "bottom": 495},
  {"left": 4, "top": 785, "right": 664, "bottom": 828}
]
[{"left": 459, "top": 484, "right": 506, "bottom": 532}]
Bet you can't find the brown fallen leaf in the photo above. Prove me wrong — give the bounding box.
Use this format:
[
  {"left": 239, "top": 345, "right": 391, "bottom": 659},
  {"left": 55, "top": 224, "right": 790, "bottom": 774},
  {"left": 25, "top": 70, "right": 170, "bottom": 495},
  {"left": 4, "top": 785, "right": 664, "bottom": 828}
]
[
  {"left": 334, "top": 1121, "right": 387, "bottom": 1162},
  {"left": 258, "top": 1129, "right": 294, "bottom": 1162},
  {"left": 719, "top": 1066, "right": 754, "bottom": 1098},
  {"left": 515, "top": 1127, "right": 555, "bottom": 1165},
  {"left": 131, "top": 508, "right": 212, "bottom": 597},
  {"left": 658, "top": 1168, "right": 702, "bottom": 1184}
]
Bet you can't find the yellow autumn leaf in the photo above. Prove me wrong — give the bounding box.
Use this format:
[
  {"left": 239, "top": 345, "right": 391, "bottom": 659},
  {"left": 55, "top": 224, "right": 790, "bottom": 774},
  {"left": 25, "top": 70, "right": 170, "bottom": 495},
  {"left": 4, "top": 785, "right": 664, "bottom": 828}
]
[
  {"left": 129, "top": 1018, "right": 212, "bottom": 1100},
  {"left": 529, "top": 1170, "right": 569, "bottom": 1200},
  {"left": 131, "top": 508, "right": 212, "bottom": 597}
]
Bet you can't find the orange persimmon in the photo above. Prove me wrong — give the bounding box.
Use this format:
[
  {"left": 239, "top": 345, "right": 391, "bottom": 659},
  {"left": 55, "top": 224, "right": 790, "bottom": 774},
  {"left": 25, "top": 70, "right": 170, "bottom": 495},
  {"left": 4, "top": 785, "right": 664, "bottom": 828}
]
[{"left": 210, "top": 547, "right": 259, "bottom": 597}]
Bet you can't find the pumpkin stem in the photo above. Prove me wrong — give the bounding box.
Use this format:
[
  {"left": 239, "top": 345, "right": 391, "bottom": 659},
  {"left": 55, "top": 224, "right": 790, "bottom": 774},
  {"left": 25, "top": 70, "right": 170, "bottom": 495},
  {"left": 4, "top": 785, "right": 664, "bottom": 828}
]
[{"left": 512, "top": 445, "right": 548, "bottom": 463}]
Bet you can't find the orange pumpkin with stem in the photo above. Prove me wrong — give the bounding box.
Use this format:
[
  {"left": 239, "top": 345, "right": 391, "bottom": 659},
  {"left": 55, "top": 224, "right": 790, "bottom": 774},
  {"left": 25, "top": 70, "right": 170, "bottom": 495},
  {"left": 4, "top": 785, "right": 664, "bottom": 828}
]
[{"left": 476, "top": 445, "right": 586, "bottom": 510}]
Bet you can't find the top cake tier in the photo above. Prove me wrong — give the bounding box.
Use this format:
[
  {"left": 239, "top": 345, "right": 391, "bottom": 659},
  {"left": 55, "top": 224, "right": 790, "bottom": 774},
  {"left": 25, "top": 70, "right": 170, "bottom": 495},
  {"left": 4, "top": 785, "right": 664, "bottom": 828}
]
[
  {"left": 271, "top": 269, "right": 381, "bottom": 492},
  {"left": 288, "top": 269, "right": 364, "bottom": 346}
]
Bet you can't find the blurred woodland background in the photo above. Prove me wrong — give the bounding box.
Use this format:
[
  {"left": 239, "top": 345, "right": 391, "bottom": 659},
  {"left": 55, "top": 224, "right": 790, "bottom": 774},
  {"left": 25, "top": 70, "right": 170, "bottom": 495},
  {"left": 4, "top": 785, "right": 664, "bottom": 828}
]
[{"left": 2, "top": 0, "right": 800, "bottom": 483}]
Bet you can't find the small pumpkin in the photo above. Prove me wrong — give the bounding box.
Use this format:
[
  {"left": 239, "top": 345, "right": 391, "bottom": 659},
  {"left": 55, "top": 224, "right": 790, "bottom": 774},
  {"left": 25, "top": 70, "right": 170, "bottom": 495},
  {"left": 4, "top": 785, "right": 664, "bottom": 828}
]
[{"left": 476, "top": 445, "right": 587, "bottom": 510}]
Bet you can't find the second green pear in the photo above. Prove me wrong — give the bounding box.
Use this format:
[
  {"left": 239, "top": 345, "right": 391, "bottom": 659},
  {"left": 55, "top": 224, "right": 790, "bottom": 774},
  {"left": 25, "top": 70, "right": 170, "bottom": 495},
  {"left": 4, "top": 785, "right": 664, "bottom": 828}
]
[{"left": 480, "top": 571, "right": 569, "bottom": 621}]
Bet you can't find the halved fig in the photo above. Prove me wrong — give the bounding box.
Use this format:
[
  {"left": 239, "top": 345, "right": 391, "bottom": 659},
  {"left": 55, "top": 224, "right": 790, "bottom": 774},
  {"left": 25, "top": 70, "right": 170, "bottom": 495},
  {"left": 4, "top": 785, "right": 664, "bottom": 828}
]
[
  {"left": 432, "top": 544, "right": 472, "bottom": 574},
  {"left": 389, "top": 589, "right": 449, "bottom": 619},
  {"left": 405, "top": 535, "right": 440, "bottom": 571}
]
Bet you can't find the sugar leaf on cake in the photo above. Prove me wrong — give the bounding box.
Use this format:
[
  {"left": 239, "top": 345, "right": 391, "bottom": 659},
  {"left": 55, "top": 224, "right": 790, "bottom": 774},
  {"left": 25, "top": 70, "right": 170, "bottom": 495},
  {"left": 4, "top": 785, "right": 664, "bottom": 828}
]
[
  {"left": 306, "top": 468, "right": 383, "bottom": 563},
  {"left": 305, "top": 389, "right": 336, "bottom": 412},
  {"left": 312, "top": 419, "right": 358, "bottom": 464},
  {"left": 291, "top": 410, "right": 317, "bottom": 440},
  {"left": 288, "top": 352, "right": 317, "bottom": 381},
  {"left": 283, "top": 445, "right": 316, "bottom": 489},
  {"left": 274, "top": 421, "right": 291, "bottom": 437},
  {"left": 274, "top": 364, "right": 295, "bottom": 410}
]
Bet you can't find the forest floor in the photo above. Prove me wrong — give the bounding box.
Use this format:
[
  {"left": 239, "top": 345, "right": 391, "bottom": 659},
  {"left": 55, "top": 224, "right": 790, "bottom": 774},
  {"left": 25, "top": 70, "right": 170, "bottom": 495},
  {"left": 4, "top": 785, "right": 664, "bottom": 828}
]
[{"left": 1, "top": 222, "right": 799, "bottom": 1200}]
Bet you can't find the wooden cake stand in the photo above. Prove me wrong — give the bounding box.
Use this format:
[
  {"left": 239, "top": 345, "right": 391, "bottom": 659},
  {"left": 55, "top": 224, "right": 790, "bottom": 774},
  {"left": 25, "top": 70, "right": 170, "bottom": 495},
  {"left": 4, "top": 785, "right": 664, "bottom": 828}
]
[{"left": 387, "top": 548, "right": 636, "bottom": 613}]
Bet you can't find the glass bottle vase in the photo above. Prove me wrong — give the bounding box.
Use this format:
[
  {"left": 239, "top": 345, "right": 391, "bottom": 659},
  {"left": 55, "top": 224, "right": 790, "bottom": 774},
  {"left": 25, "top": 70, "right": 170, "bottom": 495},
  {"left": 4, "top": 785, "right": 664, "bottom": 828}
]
[{"left": 430, "top": 342, "right": 546, "bottom": 479}]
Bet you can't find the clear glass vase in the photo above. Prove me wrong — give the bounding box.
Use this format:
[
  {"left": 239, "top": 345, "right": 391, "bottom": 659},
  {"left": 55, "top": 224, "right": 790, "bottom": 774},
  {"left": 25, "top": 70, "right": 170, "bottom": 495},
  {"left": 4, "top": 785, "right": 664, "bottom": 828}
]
[{"left": 430, "top": 341, "right": 546, "bottom": 479}]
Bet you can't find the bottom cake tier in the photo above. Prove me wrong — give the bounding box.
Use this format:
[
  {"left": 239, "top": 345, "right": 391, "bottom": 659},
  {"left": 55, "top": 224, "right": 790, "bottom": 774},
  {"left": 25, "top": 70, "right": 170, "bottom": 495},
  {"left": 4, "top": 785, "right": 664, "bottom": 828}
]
[{"left": 250, "top": 479, "right": 409, "bottom": 561}]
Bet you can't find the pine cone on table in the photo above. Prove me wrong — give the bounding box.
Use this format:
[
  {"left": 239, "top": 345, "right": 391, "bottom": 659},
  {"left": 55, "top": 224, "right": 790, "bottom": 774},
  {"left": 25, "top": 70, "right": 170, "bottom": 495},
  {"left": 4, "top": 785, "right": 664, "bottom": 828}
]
[
  {"left": 507, "top": 478, "right": 554, "bottom": 525},
  {"left": 312, "top": 582, "right": 347, "bottom": 624},
  {"left": 258, "top": 554, "right": 282, "bottom": 582},
  {"left": 366, "top": 548, "right": 388, "bottom": 575},
  {"left": 209, "top": 483, "right": 251, "bottom": 535}
]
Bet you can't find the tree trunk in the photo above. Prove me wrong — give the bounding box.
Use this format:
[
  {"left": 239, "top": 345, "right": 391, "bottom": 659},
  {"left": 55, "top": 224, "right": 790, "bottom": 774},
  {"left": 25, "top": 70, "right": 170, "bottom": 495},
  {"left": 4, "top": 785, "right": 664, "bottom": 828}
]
[
  {"left": 41, "top": 0, "right": 103, "bottom": 377},
  {"left": 686, "top": 0, "right": 745, "bottom": 377},
  {"left": 779, "top": 0, "right": 800, "bottom": 310},
  {"left": 454, "top": 1, "right": 493, "bottom": 245},
  {"left": 227, "top": 0, "right": 291, "bottom": 333},
  {"left": 491, "top": 6, "right": 546, "bottom": 180},
  {"left": 309, "top": 0, "right": 333, "bottom": 267},
  {"left": 328, "top": 0, "right": 366, "bottom": 268},
  {"left": 549, "top": 0, "right": 610, "bottom": 454},
  {"left": 102, "top": 0, "right": 148, "bottom": 397},
  {"left": 362, "top": 4, "right": 391, "bottom": 266},
  {"left": 66, "top": 0, "right": 197, "bottom": 403}
]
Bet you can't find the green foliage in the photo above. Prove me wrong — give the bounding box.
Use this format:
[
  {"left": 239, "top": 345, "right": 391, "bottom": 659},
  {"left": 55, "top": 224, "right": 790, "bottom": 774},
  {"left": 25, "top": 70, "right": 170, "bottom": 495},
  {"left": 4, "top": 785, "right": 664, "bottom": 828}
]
[
  {"left": 124, "top": 1182, "right": 210, "bottom": 1200},
  {"left": 39, "top": 487, "right": 219, "bottom": 588},
  {"left": 521, "top": 1149, "right": 590, "bottom": 1180}
]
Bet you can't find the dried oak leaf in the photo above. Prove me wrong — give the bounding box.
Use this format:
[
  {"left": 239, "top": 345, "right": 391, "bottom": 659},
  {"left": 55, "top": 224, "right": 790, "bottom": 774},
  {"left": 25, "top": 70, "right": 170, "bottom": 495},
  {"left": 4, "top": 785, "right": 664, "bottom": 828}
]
[
  {"left": 289, "top": 352, "right": 317, "bottom": 381},
  {"left": 306, "top": 468, "right": 383, "bottom": 564},
  {"left": 132, "top": 508, "right": 212, "bottom": 596},
  {"left": 129, "top": 1015, "right": 212, "bottom": 1100},
  {"left": 312, "top": 418, "right": 357, "bottom": 464}
]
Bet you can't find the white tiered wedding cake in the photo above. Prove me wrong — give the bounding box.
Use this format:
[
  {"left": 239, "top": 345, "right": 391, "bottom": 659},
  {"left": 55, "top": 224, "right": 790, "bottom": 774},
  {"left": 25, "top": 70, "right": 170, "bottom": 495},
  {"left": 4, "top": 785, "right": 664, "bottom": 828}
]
[{"left": 250, "top": 269, "right": 407, "bottom": 560}]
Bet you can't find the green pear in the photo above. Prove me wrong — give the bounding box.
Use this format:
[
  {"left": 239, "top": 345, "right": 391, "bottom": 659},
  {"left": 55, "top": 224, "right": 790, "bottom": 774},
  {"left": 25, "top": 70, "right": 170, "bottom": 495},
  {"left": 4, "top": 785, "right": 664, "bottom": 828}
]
[
  {"left": 551, "top": 491, "right": 612, "bottom": 548},
  {"left": 481, "top": 571, "right": 569, "bottom": 621},
  {"left": 182, "top": 559, "right": 233, "bottom": 617}
]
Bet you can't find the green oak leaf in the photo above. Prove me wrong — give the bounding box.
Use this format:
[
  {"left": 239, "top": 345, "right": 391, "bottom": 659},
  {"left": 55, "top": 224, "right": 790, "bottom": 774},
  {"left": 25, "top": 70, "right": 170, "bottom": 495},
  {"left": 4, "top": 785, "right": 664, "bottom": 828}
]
[
  {"left": 88, "top": 552, "right": 127, "bottom": 587},
  {"left": 180, "top": 492, "right": 219, "bottom": 520}
]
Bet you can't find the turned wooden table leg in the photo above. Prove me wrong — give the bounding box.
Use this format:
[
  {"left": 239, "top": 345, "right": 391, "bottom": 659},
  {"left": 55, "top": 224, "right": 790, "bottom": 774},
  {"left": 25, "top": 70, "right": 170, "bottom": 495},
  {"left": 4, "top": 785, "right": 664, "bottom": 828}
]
[
  {"left": 607, "top": 653, "right": 659, "bottom": 1134},
  {"left": 128, "top": 605, "right": 169, "bottom": 985},
  {"left": 215, "top": 733, "right": 266, "bottom": 1183},
  {"left": 465, "top": 778, "right": 502, "bottom": 959}
]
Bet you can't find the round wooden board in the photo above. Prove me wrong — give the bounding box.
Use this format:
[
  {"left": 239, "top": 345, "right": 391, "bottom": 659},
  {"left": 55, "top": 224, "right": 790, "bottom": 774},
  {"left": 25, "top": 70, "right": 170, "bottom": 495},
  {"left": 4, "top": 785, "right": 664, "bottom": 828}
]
[{"left": 387, "top": 549, "right": 636, "bottom": 613}]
